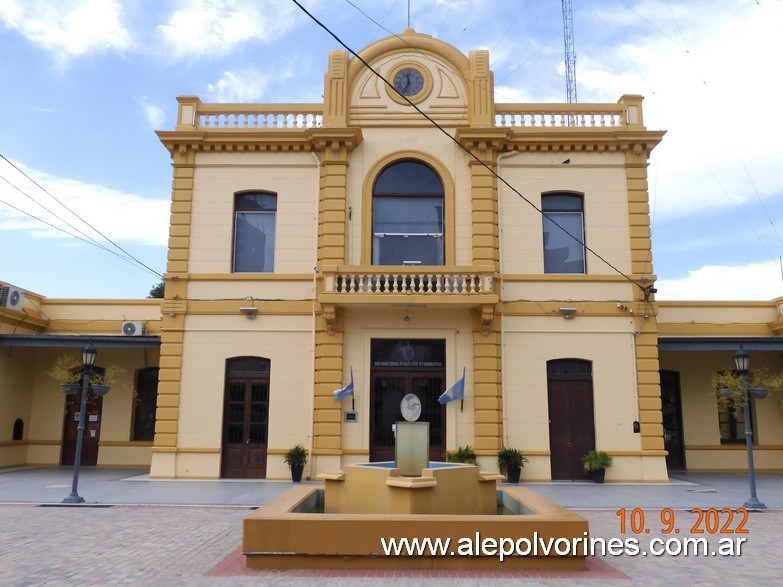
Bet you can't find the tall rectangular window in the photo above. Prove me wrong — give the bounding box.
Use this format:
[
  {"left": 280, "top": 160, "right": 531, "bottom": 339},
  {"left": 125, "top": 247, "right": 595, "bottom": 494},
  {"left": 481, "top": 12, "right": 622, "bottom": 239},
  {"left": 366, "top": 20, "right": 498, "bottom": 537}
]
[
  {"left": 234, "top": 192, "right": 276, "bottom": 273},
  {"left": 133, "top": 368, "right": 159, "bottom": 441},
  {"left": 542, "top": 193, "right": 585, "bottom": 273}
]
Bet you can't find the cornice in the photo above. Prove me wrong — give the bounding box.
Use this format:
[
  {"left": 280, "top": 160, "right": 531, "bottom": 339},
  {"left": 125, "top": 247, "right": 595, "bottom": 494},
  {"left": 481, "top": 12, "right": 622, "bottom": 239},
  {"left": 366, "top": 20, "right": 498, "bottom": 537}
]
[
  {"left": 155, "top": 127, "right": 363, "bottom": 156},
  {"left": 455, "top": 127, "right": 666, "bottom": 158}
]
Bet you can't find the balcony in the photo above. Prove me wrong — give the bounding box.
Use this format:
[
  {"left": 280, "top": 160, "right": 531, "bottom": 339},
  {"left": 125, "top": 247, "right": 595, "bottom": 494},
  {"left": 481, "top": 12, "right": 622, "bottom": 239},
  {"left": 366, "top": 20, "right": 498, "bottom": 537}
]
[{"left": 319, "top": 265, "right": 497, "bottom": 307}]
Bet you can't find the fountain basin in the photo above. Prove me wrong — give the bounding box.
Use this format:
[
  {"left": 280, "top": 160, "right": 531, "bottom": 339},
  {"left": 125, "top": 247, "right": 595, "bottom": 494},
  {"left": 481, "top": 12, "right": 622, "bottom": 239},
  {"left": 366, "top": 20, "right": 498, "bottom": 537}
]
[{"left": 243, "top": 483, "right": 589, "bottom": 570}]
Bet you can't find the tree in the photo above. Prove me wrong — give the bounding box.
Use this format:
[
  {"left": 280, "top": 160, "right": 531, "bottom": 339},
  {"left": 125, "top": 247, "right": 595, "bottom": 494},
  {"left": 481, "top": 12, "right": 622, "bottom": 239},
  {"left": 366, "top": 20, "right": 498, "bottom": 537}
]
[{"left": 148, "top": 280, "right": 165, "bottom": 298}]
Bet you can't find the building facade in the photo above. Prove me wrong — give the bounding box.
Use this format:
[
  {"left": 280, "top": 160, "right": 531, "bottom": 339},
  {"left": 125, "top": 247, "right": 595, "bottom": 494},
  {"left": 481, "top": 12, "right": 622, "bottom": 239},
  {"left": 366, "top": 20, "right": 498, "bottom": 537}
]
[
  {"left": 2, "top": 30, "right": 781, "bottom": 480},
  {"left": 151, "top": 29, "right": 667, "bottom": 481}
]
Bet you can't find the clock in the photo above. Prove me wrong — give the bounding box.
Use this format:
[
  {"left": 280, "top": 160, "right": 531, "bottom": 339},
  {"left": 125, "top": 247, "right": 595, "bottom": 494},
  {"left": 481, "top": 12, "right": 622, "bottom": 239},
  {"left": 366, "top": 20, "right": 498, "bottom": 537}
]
[{"left": 393, "top": 67, "right": 425, "bottom": 97}]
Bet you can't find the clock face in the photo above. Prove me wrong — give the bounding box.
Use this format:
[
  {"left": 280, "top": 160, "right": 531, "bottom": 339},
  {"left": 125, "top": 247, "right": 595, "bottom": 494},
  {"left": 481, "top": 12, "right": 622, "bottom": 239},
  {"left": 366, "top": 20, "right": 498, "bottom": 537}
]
[{"left": 393, "top": 67, "right": 425, "bottom": 97}]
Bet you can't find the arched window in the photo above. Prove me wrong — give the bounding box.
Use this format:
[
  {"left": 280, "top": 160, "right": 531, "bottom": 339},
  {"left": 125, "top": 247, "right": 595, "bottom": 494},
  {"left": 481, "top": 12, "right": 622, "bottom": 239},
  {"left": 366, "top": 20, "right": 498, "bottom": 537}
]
[
  {"left": 233, "top": 191, "right": 277, "bottom": 272},
  {"left": 372, "top": 161, "right": 444, "bottom": 265},
  {"left": 542, "top": 193, "right": 585, "bottom": 273}
]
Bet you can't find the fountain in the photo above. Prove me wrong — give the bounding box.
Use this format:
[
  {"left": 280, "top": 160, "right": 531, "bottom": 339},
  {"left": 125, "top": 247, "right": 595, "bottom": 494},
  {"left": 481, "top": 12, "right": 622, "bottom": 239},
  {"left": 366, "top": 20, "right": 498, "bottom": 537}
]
[{"left": 243, "top": 419, "right": 589, "bottom": 569}]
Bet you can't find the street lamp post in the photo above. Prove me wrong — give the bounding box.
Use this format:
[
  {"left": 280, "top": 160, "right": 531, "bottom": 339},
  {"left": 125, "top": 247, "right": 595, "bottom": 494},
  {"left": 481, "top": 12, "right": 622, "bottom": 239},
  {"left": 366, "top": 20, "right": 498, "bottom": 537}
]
[
  {"left": 733, "top": 345, "right": 766, "bottom": 510},
  {"left": 62, "top": 343, "right": 98, "bottom": 504}
]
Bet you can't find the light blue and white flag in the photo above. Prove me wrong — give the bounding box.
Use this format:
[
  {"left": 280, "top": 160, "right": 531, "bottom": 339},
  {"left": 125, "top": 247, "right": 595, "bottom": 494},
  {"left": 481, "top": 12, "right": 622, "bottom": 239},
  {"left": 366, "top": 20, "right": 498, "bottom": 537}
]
[
  {"left": 333, "top": 367, "right": 354, "bottom": 401},
  {"left": 438, "top": 367, "right": 465, "bottom": 405}
]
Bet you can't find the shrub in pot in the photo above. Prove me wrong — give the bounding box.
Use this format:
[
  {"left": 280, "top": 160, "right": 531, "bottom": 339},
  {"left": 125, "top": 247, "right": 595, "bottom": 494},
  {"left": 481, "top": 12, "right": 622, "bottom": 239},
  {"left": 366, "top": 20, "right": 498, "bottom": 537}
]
[
  {"left": 445, "top": 445, "right": 478, "bottom": 465},
  {"left": 581, "top": 449, "right": 613, "bottom": 483},
  {"left": 284, "top": 444, "right": 308, "bottom": 482},
  {"left": 497, "top": 447, "right": 528, "bottom": 483}
]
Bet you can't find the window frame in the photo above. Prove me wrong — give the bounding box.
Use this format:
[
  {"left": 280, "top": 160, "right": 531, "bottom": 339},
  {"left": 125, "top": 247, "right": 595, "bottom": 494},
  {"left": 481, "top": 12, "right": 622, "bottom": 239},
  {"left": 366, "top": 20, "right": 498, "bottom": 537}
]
[
  {"left": 232, "top": 191, "right": 277, "bottom": 273},
  {"left": 361, "top": 153, "right": 454, "bottom": 266},
  {"left": 371, "top": 160, "right": 444, "bottom": 266},
  {"left": 541, "top": 192, "right": 586, "bottom": 274}
]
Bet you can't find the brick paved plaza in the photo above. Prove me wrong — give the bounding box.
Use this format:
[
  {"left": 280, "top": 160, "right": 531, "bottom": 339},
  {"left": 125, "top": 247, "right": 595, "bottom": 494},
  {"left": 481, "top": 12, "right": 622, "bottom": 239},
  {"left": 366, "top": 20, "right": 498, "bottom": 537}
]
[{"left": 1, "top": 468, "right": 781, "bottom": 586}]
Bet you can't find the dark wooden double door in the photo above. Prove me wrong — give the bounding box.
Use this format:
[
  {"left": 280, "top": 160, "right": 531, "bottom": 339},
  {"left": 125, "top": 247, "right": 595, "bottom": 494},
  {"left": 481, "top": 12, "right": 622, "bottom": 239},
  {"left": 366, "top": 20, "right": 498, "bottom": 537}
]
[
  {"left": 221, "top": 378, "right": 269, "bottom": 478},
  {"left": 548, "top": 360, "right": 595, "bottom": 480}
]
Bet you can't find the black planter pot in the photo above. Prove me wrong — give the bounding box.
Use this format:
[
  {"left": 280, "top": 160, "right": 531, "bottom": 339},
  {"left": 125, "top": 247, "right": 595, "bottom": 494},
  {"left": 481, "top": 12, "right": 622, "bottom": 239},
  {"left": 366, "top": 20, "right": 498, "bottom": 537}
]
[
  {"left": 594, "top": 467, "right": 606, "bottom": 484},
  {"left": 505, "top": 465, "right": 521, "bottom": 484},
  {"left": 291, "top": 465, "right": 304, "bottom": 483}
]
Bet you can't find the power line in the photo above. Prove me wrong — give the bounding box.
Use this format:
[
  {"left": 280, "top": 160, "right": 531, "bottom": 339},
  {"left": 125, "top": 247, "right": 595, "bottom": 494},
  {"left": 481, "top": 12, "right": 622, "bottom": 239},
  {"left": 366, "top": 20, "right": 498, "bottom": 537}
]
[
  {"left": 292, "top": 0, "right": 652, "bottom": 297},
  {"left": 0, "top": 154, "right": 163, "bottom": 279},
  {"left": 0, "top": 191, "right": 162, "bottom": 279}
]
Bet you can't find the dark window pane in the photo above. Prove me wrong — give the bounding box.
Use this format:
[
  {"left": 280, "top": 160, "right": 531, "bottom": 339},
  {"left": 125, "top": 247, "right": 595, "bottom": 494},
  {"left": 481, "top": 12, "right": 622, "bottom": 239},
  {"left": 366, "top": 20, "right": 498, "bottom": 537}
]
[
  {"left": 374, "top": 197, "right": 443, "bottom": 234},
  {"left": 236, "top": 192, "right": 277, "bottom": 211},
  {"left": 234, "top": 211, "right": 275, "bottom": 272},
  {"left": 227, "top": 357, "right": 270, "bottom": 374},
  {"left": 374, "top": 161, "right": 443, "bottom": 195},
  {"left": 373, "top": 234, "right": 444, "bottom": 265},
  {"left": 542, "top": 194, "right": 582, "bottom": 211},
  {"left": 543, "top": 212, "right": 585, "bottom": 273}
]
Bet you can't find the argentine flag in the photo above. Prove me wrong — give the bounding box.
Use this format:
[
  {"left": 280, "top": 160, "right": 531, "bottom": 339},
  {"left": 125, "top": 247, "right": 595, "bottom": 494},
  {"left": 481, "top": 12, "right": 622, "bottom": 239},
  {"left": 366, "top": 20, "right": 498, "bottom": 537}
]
[
  {"left": 438, "top": 367, "right": 465, "bottom": 405},
  {"left": 333, "top": 367, "right": 354, "bottom": 401}
]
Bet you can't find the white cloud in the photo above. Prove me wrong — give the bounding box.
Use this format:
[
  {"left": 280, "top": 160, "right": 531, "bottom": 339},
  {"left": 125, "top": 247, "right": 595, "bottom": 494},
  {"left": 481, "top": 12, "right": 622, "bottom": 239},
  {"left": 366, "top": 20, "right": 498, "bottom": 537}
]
[
  {"left": 0, "top": 159, "right": 168, "bottom": 247},
  {"left": 138, "top": 97, "right": 166, "bottom": 128},
  {"left": 206, "top": 68, "right": 269, "bottom": 102},
  {"left": 579, "top": 1, "right": 783, "bottom": 220},
  {"left": 157, "top": 0, "right": 298, "bottom": 61},
  {"left": 0, "top": 0, "right": 132, "bottom": 59},
  {"left": 656, "top": 261, "right": 783, "bottom": 301}
]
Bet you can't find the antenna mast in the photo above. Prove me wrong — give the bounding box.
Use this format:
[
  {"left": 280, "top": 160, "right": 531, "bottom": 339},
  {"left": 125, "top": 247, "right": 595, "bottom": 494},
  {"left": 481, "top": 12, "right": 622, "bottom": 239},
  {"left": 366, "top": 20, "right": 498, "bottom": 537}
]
[{"left": 561, "top": 0, "right": 577, "bottom": 103}]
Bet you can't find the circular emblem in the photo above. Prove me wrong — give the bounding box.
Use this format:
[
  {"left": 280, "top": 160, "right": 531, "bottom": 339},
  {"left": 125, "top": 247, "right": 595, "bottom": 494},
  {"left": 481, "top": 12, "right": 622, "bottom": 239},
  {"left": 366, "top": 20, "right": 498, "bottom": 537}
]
[
  {"left": 400, "top": 393, "right": 422, "bottom": 422},
  {"left": 402, "top": 343, "right": 415, "bottom": 361}
]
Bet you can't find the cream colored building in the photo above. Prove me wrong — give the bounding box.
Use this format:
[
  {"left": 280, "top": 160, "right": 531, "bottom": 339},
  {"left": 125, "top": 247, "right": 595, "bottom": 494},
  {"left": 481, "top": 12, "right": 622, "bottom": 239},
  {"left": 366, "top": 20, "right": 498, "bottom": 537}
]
[
  {"left": 150, "top": 29, "right": 667, "bottom": 482},
  {"left": 2, "top": 30, "right": 780, "bottom": 480}
]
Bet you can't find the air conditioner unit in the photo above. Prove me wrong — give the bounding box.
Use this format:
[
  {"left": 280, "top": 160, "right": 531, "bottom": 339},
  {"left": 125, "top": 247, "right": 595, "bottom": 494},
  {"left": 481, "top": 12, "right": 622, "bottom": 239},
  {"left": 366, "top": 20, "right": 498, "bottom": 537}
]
[
  {"left": 0, "top": 285, "right": 24, "bottom": 312},
  {"left": 121, "top": 321, "right": 144, "bottom": 336}
]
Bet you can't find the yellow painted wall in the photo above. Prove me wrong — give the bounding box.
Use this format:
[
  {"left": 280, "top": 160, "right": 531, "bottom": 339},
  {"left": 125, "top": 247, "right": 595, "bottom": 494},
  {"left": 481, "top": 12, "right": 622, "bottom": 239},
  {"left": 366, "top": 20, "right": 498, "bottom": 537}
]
[
  {"left": 659, "top": 350, "right": 783, "bottom": 471},
  {"left": 503, "top": 317, "right": 657, "bottom": 481},
  {"left": 498, "top": 151, "right": 632, "bottom": 276},
  {"left": 0, "top": 347, "right": 36, "bottom": 467},
  {"left": 175, "top": 313, "right": 315, "bottom": 478},
  {"left": 188, "top": 151, "right": 319, "bottom": 275},
  {"left": 345, "top": 129, "right": 471, "bottom": 266},
  {"left": 335, "top": 308, "right": 474, "bottom": 472},
  {"left": 2, "top": 347, "right": 159, "bottom": 468}
]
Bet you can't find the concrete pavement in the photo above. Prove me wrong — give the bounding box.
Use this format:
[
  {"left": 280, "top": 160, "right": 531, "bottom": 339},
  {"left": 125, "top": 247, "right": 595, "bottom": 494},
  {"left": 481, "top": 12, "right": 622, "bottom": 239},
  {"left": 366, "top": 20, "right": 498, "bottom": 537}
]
[{"left": 1, "top": 467, "right": 781, "bottom": 585}]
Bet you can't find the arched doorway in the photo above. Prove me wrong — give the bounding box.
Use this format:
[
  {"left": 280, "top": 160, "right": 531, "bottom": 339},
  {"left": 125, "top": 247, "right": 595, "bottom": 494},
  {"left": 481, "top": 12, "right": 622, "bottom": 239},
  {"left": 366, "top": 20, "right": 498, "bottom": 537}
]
[
  {"left": 221, "top": 357, "right": 270, "bottom": 478},
  {"left": 547, "top": 359, "right": 595, "bottom": 480}
]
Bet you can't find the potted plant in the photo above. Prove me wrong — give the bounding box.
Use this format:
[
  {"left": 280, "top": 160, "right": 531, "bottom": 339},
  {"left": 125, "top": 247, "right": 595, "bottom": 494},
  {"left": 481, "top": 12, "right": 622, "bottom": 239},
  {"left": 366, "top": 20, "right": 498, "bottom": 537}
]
[
  {"left": 582, "top": 449, "right": 613, "bottom": 483},
  {"left": 284, "top": 444, "right": 308, "bottom": 482},
  {"left": 497, "top": 447, "right": 528, "bottom": 483},
  {"left": 445, "top": 445, "right": 477, "bottom": 465}
]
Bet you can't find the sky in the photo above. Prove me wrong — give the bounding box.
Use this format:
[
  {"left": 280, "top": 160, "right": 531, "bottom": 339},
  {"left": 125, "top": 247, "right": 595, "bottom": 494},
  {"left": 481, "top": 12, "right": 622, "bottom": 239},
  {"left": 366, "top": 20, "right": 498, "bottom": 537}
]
[{"left": 1, "top": 0, "right": 782, "bottom": 301}]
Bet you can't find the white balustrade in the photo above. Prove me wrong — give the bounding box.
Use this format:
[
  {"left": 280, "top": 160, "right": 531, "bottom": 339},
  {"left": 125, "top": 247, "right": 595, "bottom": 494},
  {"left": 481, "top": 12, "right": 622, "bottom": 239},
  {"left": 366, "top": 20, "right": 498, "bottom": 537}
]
[
  {"left": 334, "top": 272, "right": 483, "bottom": 295},
  {"left": 197, "top": 109, "right": 323, "bottom": 129}
]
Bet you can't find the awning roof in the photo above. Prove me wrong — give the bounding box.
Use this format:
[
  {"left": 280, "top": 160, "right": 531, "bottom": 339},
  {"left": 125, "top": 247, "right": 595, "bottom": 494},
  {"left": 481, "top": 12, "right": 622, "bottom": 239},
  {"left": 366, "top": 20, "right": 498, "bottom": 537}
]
[
  {"left": 658, "top": 336, "right": 783, "bottom": 352},
  {"left": 0, "top": 334, "right": 160, "bottom": 349}
]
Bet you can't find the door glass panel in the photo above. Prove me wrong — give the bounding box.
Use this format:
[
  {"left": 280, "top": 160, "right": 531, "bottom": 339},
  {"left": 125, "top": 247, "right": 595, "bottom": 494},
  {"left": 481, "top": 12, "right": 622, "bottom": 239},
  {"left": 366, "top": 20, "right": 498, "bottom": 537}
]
[
  {"left": 225, "top": 382, "right": 245, "bottom": 444},
  {"left": 373, "top": 376, "right": 405, "bottom": 448},
  {"left": 412, "top": 376, "right": 443, "bottom": 447}
]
